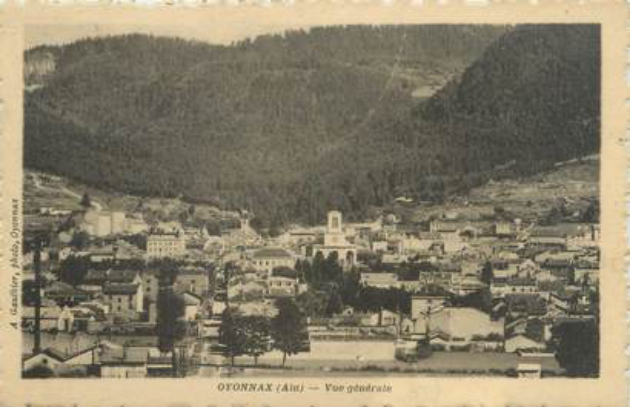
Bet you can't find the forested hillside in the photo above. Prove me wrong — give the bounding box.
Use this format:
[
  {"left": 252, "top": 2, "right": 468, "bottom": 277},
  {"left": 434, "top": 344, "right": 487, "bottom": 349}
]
[{"left": 24, "top": 24, "right": 599, "bottom": 227}]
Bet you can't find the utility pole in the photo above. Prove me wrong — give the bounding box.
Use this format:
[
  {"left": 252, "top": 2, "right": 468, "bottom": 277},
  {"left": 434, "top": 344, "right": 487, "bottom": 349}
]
[{"left": 32, "top": 236, "right": 43, "bottom": 354}]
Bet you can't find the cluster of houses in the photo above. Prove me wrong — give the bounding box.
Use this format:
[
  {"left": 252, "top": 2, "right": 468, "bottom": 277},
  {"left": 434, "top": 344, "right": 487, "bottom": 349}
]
[{"left": 22, "top": 199, "right": 599, "bottom": 377}]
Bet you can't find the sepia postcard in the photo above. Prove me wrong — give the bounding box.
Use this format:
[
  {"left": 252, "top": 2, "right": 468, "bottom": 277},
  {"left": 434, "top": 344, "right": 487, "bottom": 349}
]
[{"left": 0, "top": 2, "right": 627, "bottom": 406}]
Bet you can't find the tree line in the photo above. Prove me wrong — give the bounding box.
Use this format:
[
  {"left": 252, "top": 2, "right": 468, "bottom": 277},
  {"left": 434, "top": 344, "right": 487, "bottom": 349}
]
[{"left": 219, "top": 297, "right": 309, "bottom": 367}]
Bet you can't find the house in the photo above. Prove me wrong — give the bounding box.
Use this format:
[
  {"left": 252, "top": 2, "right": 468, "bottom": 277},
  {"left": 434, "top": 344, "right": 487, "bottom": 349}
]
[
  {"left": 528, "top": 227, "right": 567, "bottom": 249},
  {"left": 108, "top": 269, "right": 143, "bottom": 285},
  {"left": 490, "top": 258, "right": 520, "bottom": 279},
  {"left": 517, "top": 363, "right": 542, "bottom": 378},
  {"left": 100, "top": 347, "right": 149, "bottom": 378},
  {"left": 141, "top": 270, "right": 160, "bottom": 303},
  {"left": 410, "top": 289, "right": 448, "bottom": 319},
  {"left": 251, "top": 247, "right": 295, "bottom": 277},
  {"left": 174, "top": 268, "right": 209, "bottom": 297},
  {"left": 102, "top": 283, "right": 143, "bottom": 316},
  {"left": 444, "top": 240, "right": 468, "bottom": 254},
  {"left": 89, "top": 246, "right": 117, "bottom": 263},
  {"left": 428, "top": 307, "right": 504, "bottom": 350},
  {"left": 549, "top": 291, "right": 579, "bottom": 315},
  {"left": 366, "top": 309, "right": 400, "bottom": 327},
  {"left": 44, "top": 281, "right": 91, "bottom": 304},
  {"left": 381, "top": 253, "right": 409, "bottom": 264},
  {"left": 181, "top": 292, "right": 202, "bottom": 321},
  {"left": 235, "top": 301, "right": 278, "bottom": 318},
  {"left": 219, "top": 216, "right": 264, "bottom": 249},
  {"left": 267, "top": 276, "right": 298, "bottom": 297},
  {"left": 125, "top": 216, "right": 149, "bottom": 234},
  {"left": 574, "top": 259, "right": 599, "bottom": 284},
  {"left": 22, "top": 348, "right": 67, "bottom": 373},
  {"left": 505, "top": 294, "right": 547, "bottom": 318},
  {"left": 146, "top": 348, "right": 174, "bottom": 377},
  {"left": 146, "top": 232, "right": 186, "bottom": 258},
  {"left": 22, "top": 305, "right": 63, "bottom": 331},
  {"left": 371, "top": 240, "right": 389, "bottom": 252},
  {"left": 495, "top": 221, "right": 517, "bottom": 237},
  {"left": 227, "top": 277, "right": 266, "bottom": 301},
  {"left": 80, "top": 269, "right": 108, "bottom": 293},
  {"left": 80, "top": 210, "right": 126, "bottom": 237},
  {"left": 277, "top": 228, "right": 319, "bottom": 246},
  {"left": 58, "top": 247, "right": 74, "bottom": 262},
  {"left": 360, "top": 272, "right": 399, "bottom": 289},
  {"left": 399, "top": 279, "right": 423, "bottom": 292},
  {"left": 505, "top": 277, "right": 538, "bottom": 295},
  {"left": 505, "top": 318, "right": 546, "bottom": 353},
  {"left": 450, "top": 275, "right": 486, "bottom": 296},
  {"left": 23, "top": 346, "right": 99, "bottom": 375},
  {"left": 490, "top": 278, "right": 510, "bottom": 298},
  {"left": 566, "top": 224, "right": 599, "bottom": 249},
  {"left": 541, "top": 258, "right": 574, "bottom": 278},
  {"left": 57, "top": 306, "right": 100, "bottom": 332},
  {"left": 517, "top": 259, "right": 539, "bottom": 277}
]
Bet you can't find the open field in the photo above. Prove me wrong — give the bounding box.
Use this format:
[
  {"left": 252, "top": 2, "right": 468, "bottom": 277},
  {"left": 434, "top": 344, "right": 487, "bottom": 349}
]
[{"left": 399, "top": 156, "right": 599, "bottom": 223}]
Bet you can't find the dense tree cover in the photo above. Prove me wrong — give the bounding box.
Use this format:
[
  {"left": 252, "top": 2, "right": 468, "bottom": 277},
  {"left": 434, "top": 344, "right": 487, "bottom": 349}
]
[
  {"left": 551, "top": 320, "right": 599, "bottom": 377},
  {"left": 218, "top": 308, "right": 247, "bottom": 366},
  {"left": 450, "top": 288, "right": 493, "bottom": 314},
  {"left": 22, "top": 280, "right": 40, "bottom": 306},
  {"left": 80, "top": 192, "right": 91, "bottom": 209},
  {"left": 296, "top": 258, "right": 412, "bottom": 317},
  {"left": 156, "top": 285, "right": 186, "bottom": 359},
  {"left": 24, "top": 25, "right": 599, "bottom": 225},
  {"left": 218, "top": 310, "right": 271, "bottom": 366},
  {"left": 69, "top": 230, "right": 90, "bottom": 249},
  {"left": 271, "top": 298, "right": 309, "bottom": 366},
  {"left": 421, "top": 24, "right": 600, "bottom": 177},
  {"left": 57, "top": 255, "right": 90, "bottom": 286}
]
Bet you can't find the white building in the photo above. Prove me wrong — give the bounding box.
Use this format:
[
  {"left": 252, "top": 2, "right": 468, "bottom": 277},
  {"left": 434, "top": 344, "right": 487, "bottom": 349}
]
[
  {"left": 312, "top": 211, "right": 357, "bottom": 268},
  {"left": 251, "top": 247, "right": 295, "bottom": 277},
  {"left": 146, "top": 232, "right": 186, "bottom": 258},
  {"left": 360, "top": 272, "right": 399, "bottom": 289}
]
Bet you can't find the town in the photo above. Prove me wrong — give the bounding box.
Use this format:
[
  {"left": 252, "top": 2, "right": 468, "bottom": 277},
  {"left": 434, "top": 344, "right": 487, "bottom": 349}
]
[{"left": 21, "top": 172, "right": 600, "bottom": 379}]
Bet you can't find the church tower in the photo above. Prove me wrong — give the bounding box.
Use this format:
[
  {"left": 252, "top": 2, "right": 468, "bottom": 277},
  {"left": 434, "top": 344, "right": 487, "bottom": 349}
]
[{"left": 324, "top": 210, "right": 345, "bottom": 246}]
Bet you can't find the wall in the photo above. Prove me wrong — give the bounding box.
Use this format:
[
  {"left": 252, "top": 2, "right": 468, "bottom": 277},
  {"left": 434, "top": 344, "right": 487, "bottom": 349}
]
[{"left": 262, "top": 340, "right": 396, "bottom": 361}]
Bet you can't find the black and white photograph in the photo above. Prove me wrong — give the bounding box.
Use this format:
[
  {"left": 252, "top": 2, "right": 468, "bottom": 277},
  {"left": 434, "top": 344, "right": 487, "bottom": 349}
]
[{"left": 19, "top": 21, "right": 603, "bottom": 380}]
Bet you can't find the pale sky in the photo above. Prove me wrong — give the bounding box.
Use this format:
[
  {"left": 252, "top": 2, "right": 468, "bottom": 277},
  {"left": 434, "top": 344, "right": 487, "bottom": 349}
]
[{"left": 25, "top": 23, "right": 311, "bottom": 48}]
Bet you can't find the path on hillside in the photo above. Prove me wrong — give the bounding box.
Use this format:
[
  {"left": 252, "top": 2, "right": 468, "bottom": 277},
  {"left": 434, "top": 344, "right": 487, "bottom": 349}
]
[{"left": 30, "top": 172, "right": 104, "bottom": 211}]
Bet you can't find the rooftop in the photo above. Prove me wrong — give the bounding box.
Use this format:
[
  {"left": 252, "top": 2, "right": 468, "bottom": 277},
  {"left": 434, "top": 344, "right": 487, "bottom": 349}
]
[
  {"left": 103, "top": 283, "right": 138, "bottom": 295},
  {"left": 252, "top": 247, "right": 292, "bottom": 259}
]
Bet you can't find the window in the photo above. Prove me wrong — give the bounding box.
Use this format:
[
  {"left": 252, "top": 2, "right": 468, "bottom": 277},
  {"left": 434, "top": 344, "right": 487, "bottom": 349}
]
[
  {"left": 332, "top": 216, "right": 339, "bottom": 229},
  {"left": 118, "top": 297, "right": 122, "bottom": 303}
]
